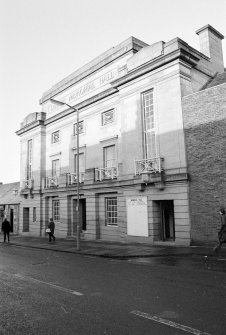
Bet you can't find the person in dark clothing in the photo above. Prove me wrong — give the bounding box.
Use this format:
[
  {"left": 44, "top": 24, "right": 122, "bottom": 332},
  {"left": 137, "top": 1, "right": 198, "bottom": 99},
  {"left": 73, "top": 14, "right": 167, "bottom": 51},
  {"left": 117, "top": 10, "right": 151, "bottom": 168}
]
[
  {"left": 1, "top": 218, "right": 11, "bottom": 243},
  {"left": 213, "top": 208, "right": 226, "bottom": 253},
  {"left": 48, "top": 218, "right": 55, "bottom": 242}
]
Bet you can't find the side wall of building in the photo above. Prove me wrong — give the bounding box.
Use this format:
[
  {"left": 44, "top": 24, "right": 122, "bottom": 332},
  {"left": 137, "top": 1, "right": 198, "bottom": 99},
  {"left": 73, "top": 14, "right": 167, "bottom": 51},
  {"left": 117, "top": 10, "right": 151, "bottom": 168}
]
[{"left": 182, "top": 83, "right": 226, "bottom": 244}]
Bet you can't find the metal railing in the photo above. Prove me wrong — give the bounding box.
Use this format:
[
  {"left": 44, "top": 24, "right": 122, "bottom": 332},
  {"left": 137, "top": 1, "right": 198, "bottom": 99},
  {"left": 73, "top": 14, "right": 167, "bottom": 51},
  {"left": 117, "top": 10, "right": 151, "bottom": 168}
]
[
  {"left": 45, "top": 176, "right": 59, "bottom": 188},
  {"left": 21, "top": 179, "right": 33, "bottom": 189},
  {"left": 66, "top": 172, "right": 85, "bottom": 185},
  {"left": 95, "top": 166, "right": 118, "bottom": 181},
  {"left": 135, "top": 157, "right": 163, "bottom": 175}
]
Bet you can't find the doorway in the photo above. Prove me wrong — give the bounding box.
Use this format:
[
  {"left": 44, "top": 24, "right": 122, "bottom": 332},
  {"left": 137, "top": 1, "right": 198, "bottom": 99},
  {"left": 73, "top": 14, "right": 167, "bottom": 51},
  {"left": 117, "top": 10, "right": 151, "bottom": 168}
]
[
  {"left": 10, "top": 209, "right": 14, "bottom": 232},
  {"left": 23, "top": 207, "right": 29, "bottom": 232},
  {"left": 72, "top": 199, "right": 86, "bottom": 236},
  {"left": 160, "top": 200, "right": 175, "bottom": 241}
]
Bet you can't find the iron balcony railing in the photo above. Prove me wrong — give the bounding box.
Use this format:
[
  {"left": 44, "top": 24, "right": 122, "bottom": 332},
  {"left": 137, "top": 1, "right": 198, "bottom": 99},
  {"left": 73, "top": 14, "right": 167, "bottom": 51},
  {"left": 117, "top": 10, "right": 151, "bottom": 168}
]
[
  {"left": 45, "top": 176, "right": 59, "bottom": 188},
  {"left": 135, "top": 157, "right": 163, "bottom": 175},
  {"left": 95, "top": 166, "right": 118, "bottom": 181},
  {"left": 66, "top": 172, "right": 85, "bottom": 185},
  {"left": 21, "top": 179, "right": 33, "bottom": 189}
]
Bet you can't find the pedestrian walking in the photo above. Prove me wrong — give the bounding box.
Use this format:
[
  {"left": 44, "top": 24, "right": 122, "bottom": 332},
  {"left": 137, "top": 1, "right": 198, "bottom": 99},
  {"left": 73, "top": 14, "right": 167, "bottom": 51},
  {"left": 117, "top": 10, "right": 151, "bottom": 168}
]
[
  {"left": 213, "top": 208, "right": 226, "bottom": 253},
  {"left": 47, "top": 218, "right": 55, "bottom": 242},
  {"left": 1, "top": 217, "right": 11, "bottom": 243}
]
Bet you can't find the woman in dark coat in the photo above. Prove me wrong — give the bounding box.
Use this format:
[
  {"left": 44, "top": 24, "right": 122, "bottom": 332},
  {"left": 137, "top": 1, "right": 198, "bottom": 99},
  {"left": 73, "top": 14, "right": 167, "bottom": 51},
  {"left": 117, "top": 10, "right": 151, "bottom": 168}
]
[{"left": 1, "top": 218, "right": 11, "bottom": 243}]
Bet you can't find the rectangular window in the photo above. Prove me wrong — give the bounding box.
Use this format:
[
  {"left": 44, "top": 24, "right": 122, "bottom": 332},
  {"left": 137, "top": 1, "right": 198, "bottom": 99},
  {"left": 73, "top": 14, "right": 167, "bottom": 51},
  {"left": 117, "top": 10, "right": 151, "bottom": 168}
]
[
  {"left": 105, "top": 197, "right": 117, "bottom": 226},
  {"left": 101, "top": 109, "right": 114, "bottom": 126},
  {"left": 142, "top": 90, "right": 157, "bottom": 158},
  {"left": 73, "top": 121, "right": 84, "bottom": 135},
  {"left": 52, "top": 159, "right": 60, "bottom": 177},
  {"left": 51, "top": 131, "right": 60, "bottom": 143},
  {"left": 52, "top": 200, "right": 60, "bottom": 221},
  {"left": 33, "top": 207, "right": 36, "bottom": 222},
  {"left": 103, "top": 145, "right": 115, "bottom": 168},
  {"left": 27, "top": 139, "right": 32, "bottom": 180},
  {"left": 74, "top": 153, "right": 85, "bottom": 173}
]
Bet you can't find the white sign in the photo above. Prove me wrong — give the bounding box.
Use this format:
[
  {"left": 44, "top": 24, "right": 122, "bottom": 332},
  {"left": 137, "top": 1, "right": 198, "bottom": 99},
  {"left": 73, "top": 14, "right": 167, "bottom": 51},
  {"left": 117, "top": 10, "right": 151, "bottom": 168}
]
[{"left": 127, "top": 197, "right": 148, "bottom": 237}]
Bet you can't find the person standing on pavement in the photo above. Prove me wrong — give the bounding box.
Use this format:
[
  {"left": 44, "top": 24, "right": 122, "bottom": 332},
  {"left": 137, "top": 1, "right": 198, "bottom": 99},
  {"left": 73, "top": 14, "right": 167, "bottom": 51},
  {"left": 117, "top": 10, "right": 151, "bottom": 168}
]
[
  {"left": 48, "top": 218, "right": 55, "bottom": 242},
  {"left": 213, "top": 208, "right": 226, "bottom": 253},
  {"left": 1, "top": 217, "right": 11, "bottom": 243}
]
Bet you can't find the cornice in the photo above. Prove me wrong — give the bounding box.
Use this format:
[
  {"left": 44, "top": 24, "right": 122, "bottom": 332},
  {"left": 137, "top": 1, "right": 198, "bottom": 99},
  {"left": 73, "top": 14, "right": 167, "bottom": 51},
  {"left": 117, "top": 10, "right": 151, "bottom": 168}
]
[
  {"left": 16, "top": 120, "right": 45, "bottom": 136},
  {"left": 111, "top": 49, "right": 200, "bottom": 88}
]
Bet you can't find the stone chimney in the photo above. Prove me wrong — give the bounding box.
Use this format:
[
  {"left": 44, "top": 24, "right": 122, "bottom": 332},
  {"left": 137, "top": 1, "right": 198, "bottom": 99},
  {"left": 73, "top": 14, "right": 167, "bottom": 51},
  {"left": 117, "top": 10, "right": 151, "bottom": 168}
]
[{"left": 196, "top": 24, "right": 224, "bottom": 73}]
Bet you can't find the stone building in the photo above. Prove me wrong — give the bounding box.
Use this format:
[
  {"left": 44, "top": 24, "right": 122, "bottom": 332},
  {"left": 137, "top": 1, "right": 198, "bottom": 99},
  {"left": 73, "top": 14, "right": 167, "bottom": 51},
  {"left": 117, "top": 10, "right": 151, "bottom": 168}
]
[
  {"left": 183, "top": 71, "right": 226, "bottom": 245},
  {"left": 16, "top": 24, "right": 225, "bottom": 245}
]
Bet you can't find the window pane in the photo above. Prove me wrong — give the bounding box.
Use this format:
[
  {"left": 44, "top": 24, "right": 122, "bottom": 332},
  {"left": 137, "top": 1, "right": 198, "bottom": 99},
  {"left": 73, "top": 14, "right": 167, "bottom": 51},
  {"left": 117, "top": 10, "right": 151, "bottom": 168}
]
[
  {"left": 74, "top": 153, "right": 85, "bottom": 173},
  {"left": 52, "top": 131, "right": 60, "bottom": 143},
  {"left": 52, "top": 200, "right": 60, "bottom": 221},
  {"left": 52, "top": 159, "right": 60, "bottom": 176},
  {"left": 104, "top": 145, "right": 115, "bottom": 168},
  {"left": 74, "top": 121, "right": 84, "bottom": 135},
  {"left": 105, "top": 197, "right": 117, "bottom": 226},
  {"left": 27, "top": 140, "right": 32, "bottom": 180},
  {"left": 142, "top": 90, "right": 157, "bottom": 158},
  {"left": 102, "top": 110, "right": 114, "bottom": 125}
]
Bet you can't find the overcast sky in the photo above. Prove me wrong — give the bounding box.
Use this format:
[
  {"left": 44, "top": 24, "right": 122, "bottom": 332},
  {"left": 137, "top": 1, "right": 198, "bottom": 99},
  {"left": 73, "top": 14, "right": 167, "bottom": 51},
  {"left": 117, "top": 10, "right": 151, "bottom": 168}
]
[{"left": 1, "top": 0, "right": 226, "bottom": 184}]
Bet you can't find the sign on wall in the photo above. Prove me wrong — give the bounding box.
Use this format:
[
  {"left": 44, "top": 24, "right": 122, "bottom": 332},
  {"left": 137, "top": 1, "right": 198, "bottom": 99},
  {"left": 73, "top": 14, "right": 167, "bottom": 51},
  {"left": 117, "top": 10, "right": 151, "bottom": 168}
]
[{"left": 126, "top": 197, "right": 148, "bottom": 237}]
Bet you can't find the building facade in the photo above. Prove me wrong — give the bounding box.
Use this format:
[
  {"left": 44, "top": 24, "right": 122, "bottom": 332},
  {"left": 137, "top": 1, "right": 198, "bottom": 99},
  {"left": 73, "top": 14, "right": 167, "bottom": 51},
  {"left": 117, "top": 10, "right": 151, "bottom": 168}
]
[{"left": 16, "top": 24, "right": 225, "bottom": 245}]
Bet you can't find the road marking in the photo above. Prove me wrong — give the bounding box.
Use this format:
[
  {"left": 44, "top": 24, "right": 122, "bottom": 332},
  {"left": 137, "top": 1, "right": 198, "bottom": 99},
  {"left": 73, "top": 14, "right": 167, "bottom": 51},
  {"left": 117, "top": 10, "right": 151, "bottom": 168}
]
[
  {"left": 131, "top": 311, "right": 211, "bottom": 335},
  {"left": 13, "top": 273, "right": 84, "bottom": 296}
]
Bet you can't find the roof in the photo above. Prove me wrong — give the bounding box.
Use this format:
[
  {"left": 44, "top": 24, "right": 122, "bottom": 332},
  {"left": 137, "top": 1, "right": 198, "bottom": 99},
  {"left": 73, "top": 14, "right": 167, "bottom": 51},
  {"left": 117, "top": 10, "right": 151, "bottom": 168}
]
[
  {"left": 202, "top": 70, "right": 226, "bottom": 90},
  {"left": 0, "top": 182, "right": 21, "bottom": 205}
]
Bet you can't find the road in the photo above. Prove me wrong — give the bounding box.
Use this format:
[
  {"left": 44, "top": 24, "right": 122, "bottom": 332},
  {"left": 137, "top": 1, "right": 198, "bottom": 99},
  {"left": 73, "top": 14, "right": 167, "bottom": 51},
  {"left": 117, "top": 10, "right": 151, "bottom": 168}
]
[{"left": 0, "top": 243, "right": 226, "bottom": 335}]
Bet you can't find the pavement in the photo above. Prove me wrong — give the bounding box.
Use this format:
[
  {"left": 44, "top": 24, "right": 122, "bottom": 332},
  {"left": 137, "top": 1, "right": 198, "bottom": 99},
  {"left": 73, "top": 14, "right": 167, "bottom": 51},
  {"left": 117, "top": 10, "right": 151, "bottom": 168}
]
[{"left": 1, "top": 235, "right": 226, "bottom": 259}]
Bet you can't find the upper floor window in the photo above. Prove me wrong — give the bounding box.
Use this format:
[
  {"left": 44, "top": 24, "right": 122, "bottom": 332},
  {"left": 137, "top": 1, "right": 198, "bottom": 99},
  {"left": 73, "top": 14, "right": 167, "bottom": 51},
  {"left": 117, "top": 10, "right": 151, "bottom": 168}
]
[
  {"left": 101, "top": 109, "right": 115, "bottom": 126},
  {"left": 74, "top": 152, "right": 85, "bottom": 173},
  {"left": 142, "top": 90, "right": 157, "bottom": 158},
  {"left": 52, "top": 159, "right": 60, "bottom": 177},
  {"left": 103, "top": 145, "right": 116, "bottom": 168},
  {"left": 27, "top": 139, "right": 32, "bottom": 180},
  {"left": 73, "top": 121, "right": 84, "bottom": 135},
  {"left": 51, "top": 131, "right": 60, "bottom": 143}
]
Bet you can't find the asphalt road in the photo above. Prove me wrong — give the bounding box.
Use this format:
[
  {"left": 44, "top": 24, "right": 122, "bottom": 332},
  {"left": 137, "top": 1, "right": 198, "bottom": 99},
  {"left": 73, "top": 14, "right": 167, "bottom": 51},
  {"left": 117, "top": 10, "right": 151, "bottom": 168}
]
[{"left": 0, "top": 244, "right": 226, "bottom": 335}]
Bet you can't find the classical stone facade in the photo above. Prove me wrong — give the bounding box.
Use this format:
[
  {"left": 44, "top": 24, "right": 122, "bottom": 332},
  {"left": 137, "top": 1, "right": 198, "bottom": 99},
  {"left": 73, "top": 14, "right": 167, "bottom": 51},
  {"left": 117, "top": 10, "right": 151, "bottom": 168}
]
[{"left": 16, "top": 24, "right": 225, "bottom": 246}]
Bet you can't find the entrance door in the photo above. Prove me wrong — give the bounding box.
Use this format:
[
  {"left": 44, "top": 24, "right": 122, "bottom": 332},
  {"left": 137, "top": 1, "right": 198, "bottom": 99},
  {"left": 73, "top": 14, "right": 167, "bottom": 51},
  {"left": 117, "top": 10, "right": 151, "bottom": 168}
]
[
  {"left": 23, "top": 208, "right": 29, "bottom": 232},
  {"left": 72, "top": 199, "right": 86, "bottom": 236},
  {"left": 10, "top": 209, "right": 14, "bottom": 232},
  {"left": 160, "top": 200, "right": 175, "bottom": 241}
]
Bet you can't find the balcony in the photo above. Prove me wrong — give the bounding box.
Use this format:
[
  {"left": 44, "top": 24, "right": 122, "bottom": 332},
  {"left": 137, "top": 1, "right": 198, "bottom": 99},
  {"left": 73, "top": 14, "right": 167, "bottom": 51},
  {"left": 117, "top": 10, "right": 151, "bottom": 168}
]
[
  {"left": 95, "top": 166, "right": 118, "bottom": 181},
  {"left": 45, "top": 176, "right": 59, "bottom": 188},
  {"left": 135, "top": 157, "right": 163, "bottom": 175},
  {"left": 66, "top": 172, "right": 85, "bottom": 185}
]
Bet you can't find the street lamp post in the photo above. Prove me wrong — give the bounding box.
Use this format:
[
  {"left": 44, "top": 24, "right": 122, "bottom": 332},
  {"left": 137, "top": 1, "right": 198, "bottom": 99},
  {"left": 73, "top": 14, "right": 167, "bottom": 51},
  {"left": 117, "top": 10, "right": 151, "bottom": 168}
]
[{"left": 50, "top": 98, "right": 80, "bottom": 250}]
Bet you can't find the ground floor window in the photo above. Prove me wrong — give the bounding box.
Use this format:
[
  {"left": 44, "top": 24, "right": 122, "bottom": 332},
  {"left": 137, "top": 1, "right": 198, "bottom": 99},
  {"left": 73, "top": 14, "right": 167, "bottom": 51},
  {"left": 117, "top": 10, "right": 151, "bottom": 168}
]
[
  {"left": 52, "top": 200, "right": 60, "bottom": 221},
  {"left": 105, "top": 197, "right": 117, "bottom": 226},
  {"left": 33, "top": 207, "right": 36, "bottom": 222}
]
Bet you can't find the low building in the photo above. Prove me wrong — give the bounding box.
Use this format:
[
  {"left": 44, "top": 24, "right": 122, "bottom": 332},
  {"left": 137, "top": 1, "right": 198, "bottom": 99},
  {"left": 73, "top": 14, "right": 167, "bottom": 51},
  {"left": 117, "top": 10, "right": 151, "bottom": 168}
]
[
  {"left": 0, "top": 182, "right": 20, "bottom": 234},
  {"left": 16, "top": 24, "right": 225, "bottom": 245}
]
